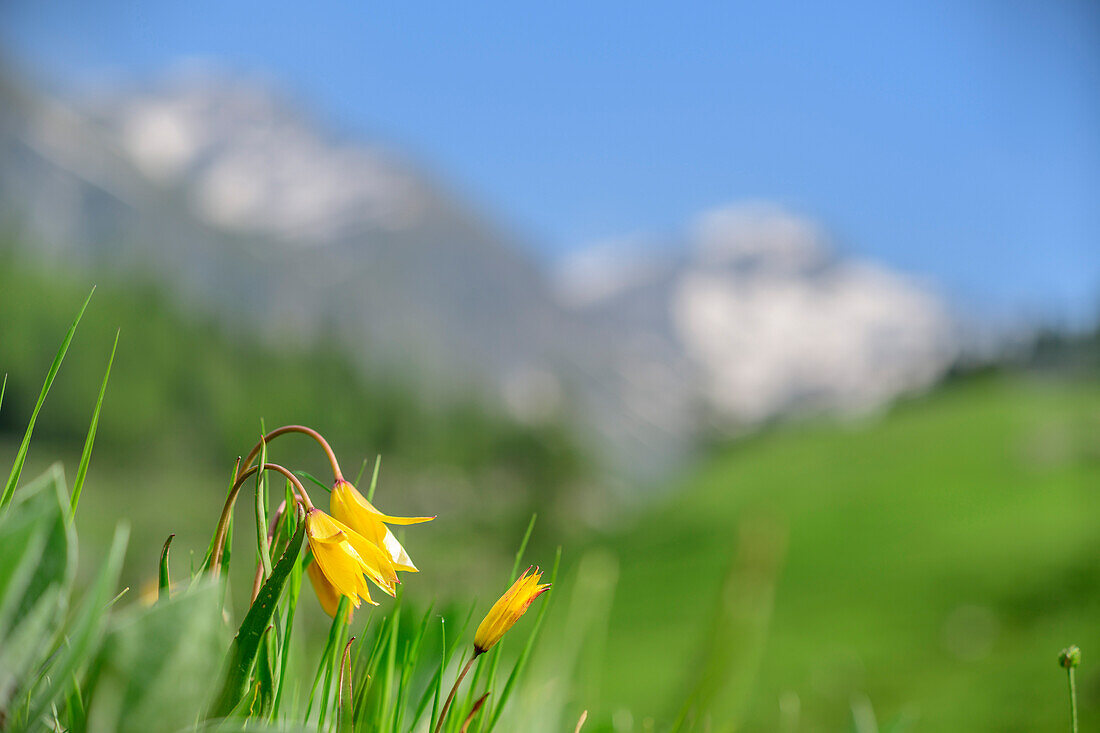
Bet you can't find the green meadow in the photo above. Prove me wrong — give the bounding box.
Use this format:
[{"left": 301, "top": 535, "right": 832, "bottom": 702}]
[
  {"left": 591, "top": 375, "right": 1100, "bottom": 730},
  {"left": 1, "top": 264, "right": 1097, "bottom": 731}
]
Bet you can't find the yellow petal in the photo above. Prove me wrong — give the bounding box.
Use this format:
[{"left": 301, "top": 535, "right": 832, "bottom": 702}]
[
  {"left": 382, "top": 528, "right": 418, "bottom": 573},
  {"left": 341, "top": 524, "right": 399, "bottom": 596},
  {"left": 343, "top": 481, "right": 434, "bottom": 525},
  {"left": 307, "top": 510, "right": 378, "bottom": 607},
  {"left": 331, "top": 481, "right": 386, "bottom": 545},
  {"left": 307, "top": 560, "right": 360, "bottom": 618},
  {"left": 320, "top": 506, "right": 399, "bottom": 596},
  {"left": 330, "top": 480, "right": 432, "bottom": 572},
  {"left": 310, "top": 529, "right": 350, "bottom": 545}
]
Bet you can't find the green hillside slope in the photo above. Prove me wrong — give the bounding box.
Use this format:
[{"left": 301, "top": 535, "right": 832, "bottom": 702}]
[
  {"left": 0, "top": 251, "right": 585, "bottom": 599},
  {"left": 598, "top": 376, "right": 1100, "bottom": 730}
]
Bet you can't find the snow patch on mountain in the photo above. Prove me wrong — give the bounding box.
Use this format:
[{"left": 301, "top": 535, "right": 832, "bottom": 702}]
[
  {"left": 108, "top": 78, "right": 424, "bottom": 240},
  {"left": 561, "top": 203, "right": 957, "bottom": 429}
]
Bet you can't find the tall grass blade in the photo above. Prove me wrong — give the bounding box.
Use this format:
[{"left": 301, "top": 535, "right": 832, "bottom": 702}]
[
  {"left": 28, "top": 521, "right": 128, "bottom": 725},
  {"left": 669, "top": 518, "right": 786, "bottom": 732},
  {"left": 69, "top": 328, "right": 117, "bottom": 518},
  {"left": 366, "top": 455, "right": 382, "bottom": 502},
  {"left": 104, "top": 587, "right": 129, "bottom": 610},
  {"left": 199, "top": 459, "right": 241, "bottom": 575},
  {"left": 394, "top": 603, "right": 433, "bottom": 733},
  {"left": 306, "top": 595, "right": 349, "bottom": 724},
  {"left": 255, "top": 436, "right": 272, "bottom": 578},
  {"left": 412, "top": 604, "right": 480, "bottom": 730},
  {"left": 271, "top": 533, "right": 303, "bottom": 719},
  {"left": 2, "top": 287, "right": 94, "bottom": 511},
  {"left": 430, "top": 618, "right": 447, "bottom": 729},
  {"left": 510, "top": 514, "right": 537, "bottom": 583},
  {"left": 319, "top": 597, "right": 351, "bottom": 731},
  {"left": 295, "top": 470, "right": 333, "bottom": 493},
  {"left": 380, "top": 588, "right": 402, "bottom": 729},
  {"left": 159, "top": 534, "right": 175, "bottom": 602},
  {"left": 353, "top": 614, "right": 388, "bottom": 722}
]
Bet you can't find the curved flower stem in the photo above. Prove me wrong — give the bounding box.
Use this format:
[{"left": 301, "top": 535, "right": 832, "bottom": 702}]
[
  {"left": 211, "top": 463, "right": 313, "bottom": 575},
  {"left": 238, "top": 425, "right": 344, "bottom": 483},
  {"left": 433, "top": 650, "right": 482, "bottom": 733}
]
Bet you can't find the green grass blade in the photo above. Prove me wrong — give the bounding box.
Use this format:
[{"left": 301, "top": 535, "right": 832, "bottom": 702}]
[
  {"left": 28, "top": 521, "right": 128, "bottom": 724},
  {"left": 306, "top": 595, "right": 349, "bottom": 724},
  {"left": 394, "top": 603, "right": 433, "bottom": 733},
  {"left": 69, "top": 328, "right": 117, "bottom": 519},
  {"left": 380, "top": 587, "right": 402, "bottom": 729},
  {"left": 199, "top": 460, "right": 241, "bottom": 575},
  {"left": 509, "top": 514, "right": 537, "bottom": 584},
  {"left": 284, "top": 479, "right": 299, "bottom": 537},
  {"left": 104, "top": 586, "right": 129, "bottom": 610},
  {"left": 353, "top": 601, "right": 396, "bottom": 727},
  {"left": 271, "top": 537, "right": 303, "bottom": 719},
  {"left": 294, "top": 471, "right": 333, "bottom": 493},
  {"left": 353, "top": 614, "right": 387, "bottom": 722},
  {"left": 159, "top": 533, "right": 175, "bottom": 602},
  {"left": 366, "top": 455, "right": 381, "bottom": 501},
  {"left": 2, "top": 287, "right": 94, "bottom": 511},
  {"left": 320, "top": 599, "right": 351, "bottom": 731},
  {"left": 255, "top": 436, "right": 272, "bottom": 578},
  {"left": 64, "top": 671, "right": 85, "bottom": 733},
  {"left": 424, "top": 602, "right": 476, "bottom": 733},
  {"left": 0, "top": 373, "right": 7, "bottom": 414},
  {"left": 429, "top": 618, "right": 447, "bottom": 729},
  {"left": 219, "top": 513, "right": 234, "bottom": 605},
  {"left": 353, "top": 457, "right": 370, "bottom": 487}
]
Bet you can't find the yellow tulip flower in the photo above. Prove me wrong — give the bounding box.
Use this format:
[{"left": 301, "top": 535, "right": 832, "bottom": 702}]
[
  {"left": 305, "top": 509, "right": 399, "bottom": 608},
  {"left": 473, "top": 566, "right": 551, "bottom": 654},
  {"left": 306, "top": 559, "right": 351, "bottom": 619},
  {"left": 330, "top": 479, "right": 434, "bottom": 573}
]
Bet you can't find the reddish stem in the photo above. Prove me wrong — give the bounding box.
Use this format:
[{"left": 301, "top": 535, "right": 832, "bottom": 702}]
[
  {"left": 237, "top": 425, "right": 344, "bottom": 483},
  {"left": 211, "top": 463, "right": 312, "bottom": 575}
]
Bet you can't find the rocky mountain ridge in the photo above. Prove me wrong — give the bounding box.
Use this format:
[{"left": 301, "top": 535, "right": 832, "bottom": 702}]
[{"left": 0, "top": 70, "right": 958, "bottom": 481}]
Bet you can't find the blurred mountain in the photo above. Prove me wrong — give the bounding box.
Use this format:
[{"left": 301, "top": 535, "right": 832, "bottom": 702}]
[
  {"left": 0, "top": 68, "right": 959, "bottom": 482},
  {"left": 557, "top": 205, "right": 957, "bottom": 426}
]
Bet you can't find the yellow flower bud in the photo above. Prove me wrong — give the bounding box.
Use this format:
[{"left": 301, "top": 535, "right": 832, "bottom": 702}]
[{"left": 474, "top": 567, "right": 550, "bottom": 654}]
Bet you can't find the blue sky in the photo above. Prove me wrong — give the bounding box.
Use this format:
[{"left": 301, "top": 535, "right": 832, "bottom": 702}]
[{"left": 2, "top": 0, "right": 1098, "bottom": 322}]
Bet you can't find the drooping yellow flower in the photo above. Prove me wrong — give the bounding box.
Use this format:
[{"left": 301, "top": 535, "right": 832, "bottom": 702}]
[
  {"left": 305, "top": 508, "right": 399, "bottom": 608},
  {"left": 330, "top": 479, "right": 434, "bottom": 573},
  {"left": 307, "top": 560, "right": 351, "bottom": 619},
  {"left": 473, "top": 566, "right": 551, "bottom": 654}
]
